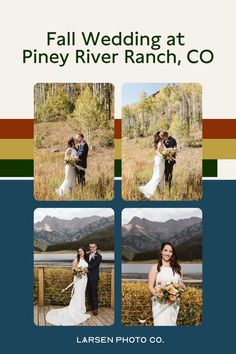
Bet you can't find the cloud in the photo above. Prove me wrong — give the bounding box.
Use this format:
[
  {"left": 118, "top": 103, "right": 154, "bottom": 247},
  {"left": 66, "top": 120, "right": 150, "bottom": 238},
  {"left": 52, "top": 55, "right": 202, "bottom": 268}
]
[{"left": 34, "top": 208, "right": 114, "bottom": 223}]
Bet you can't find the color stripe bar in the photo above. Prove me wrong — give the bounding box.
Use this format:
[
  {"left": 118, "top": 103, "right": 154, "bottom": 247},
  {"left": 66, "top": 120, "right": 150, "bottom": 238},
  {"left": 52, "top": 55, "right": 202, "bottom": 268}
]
[
  {"left": 0, "top": 119, "right": 33, "bottom": 139},
  {"left": 0, "top": 160, "right": 33, "bottom": 177},
  {"left": 203, "top": 139, "right": 236, "bottom": 159},
  {"left": 0, "top": 140, "right": 33, "bottom": 159},
  {"left": 203, "top": 119, "right": 236, "bottom": 139},
  {"left": 203, "top": 160, "right": 218, "bottom": 177}
]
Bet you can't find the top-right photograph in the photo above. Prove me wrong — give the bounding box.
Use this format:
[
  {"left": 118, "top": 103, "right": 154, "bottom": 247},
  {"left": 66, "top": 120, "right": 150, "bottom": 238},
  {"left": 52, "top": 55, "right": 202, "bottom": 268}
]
[{"left": 122, "top": 83, "right": 202, "bottom": 201}]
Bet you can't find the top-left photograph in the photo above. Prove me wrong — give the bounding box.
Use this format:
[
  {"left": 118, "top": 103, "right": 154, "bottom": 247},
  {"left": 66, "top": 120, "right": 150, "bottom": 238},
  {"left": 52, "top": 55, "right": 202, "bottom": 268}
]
[{"left": 34, "top": 83, "right": 114, "bottom": 201}]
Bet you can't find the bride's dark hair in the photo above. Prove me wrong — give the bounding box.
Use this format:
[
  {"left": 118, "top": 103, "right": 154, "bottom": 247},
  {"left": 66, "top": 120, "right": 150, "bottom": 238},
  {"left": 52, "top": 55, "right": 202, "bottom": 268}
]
[
  {"left": 154, "top": 131, "right": 162, "bottom": 149},
  {"left": 157, "top": 242, "right": 181, "bottom": 275},
  {"left": 77, "top": 247, "right": 88, "bottom": 262},
  {"left": 68, "top": 138, "right": 75, "bottom": 148}
]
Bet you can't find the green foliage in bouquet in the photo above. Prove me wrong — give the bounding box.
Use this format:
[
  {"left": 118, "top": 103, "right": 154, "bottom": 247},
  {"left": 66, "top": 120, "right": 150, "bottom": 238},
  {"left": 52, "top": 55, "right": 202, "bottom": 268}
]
[
  {"left": 122, "top": 282, "right": 202, "bottom": 326},
  {"left": 34, "top": 268, "right": 112, "bottom": 307}
]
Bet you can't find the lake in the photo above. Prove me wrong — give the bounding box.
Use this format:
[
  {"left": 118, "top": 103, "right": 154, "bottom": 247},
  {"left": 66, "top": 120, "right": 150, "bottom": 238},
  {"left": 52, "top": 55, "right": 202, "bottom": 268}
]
[
  {"left": 122, "top": 263, "right": 202, "bottom": 280},
  {"left": 34, "top": 252, "right": 114, "bottom": 268}
]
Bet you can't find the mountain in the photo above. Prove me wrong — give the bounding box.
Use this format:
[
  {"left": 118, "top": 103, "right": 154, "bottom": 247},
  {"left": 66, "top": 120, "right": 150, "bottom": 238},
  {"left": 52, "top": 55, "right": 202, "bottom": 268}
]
[
  {"left": 46, "top": 224, "right": 114, "bottom": 252},
  {"left": 34, "top": 215, "right": 114, "bottom": 251},
  {"left": 122, "top": 216, "right": 202, "bottom": 260}
]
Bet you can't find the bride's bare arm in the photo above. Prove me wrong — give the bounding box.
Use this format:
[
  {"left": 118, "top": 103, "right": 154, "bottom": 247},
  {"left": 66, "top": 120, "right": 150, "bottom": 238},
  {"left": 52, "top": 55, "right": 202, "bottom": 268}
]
[
  {"left": 72, "top": 258, "right": 78, "bottom": 270},
  {"left": 65, "top": 148, "right": 72, "bottom": 158},
  {"left": 148, "top": 265, "right": 158, "bottom": 296}
]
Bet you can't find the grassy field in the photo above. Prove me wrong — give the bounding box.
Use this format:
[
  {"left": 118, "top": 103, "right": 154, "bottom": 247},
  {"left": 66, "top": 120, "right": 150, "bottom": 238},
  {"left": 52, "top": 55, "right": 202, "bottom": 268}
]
[
  {"left": 122, "top": 135, "right": 202, "bottom": 201},
  {"left": 34, "top": 121, "right": 114, "bottom": 200}
]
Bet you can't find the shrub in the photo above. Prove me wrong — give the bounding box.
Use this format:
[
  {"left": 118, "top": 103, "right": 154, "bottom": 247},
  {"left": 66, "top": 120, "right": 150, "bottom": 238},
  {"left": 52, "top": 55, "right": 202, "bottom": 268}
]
[
  {"left": 98, "top": 132, "right": 114, "bottom": 148},
  {"left": 34, "top": 268, "right": 112, "bottom": 307},
  {"left": 122, "top": 282, "right": 202, "bottom": 326}
]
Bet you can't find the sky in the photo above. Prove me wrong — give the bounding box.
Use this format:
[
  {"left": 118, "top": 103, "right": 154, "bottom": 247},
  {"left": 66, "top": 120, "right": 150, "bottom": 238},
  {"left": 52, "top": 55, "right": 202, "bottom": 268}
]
[
  {"left": 34, "top": 208, "right": 114, "bottom": 223},
  {"left": 122, "top": 208, "right": 202, "bottom": 225},
  {"left": 122, "top": 83, "right": 174, "bottom": 106}
]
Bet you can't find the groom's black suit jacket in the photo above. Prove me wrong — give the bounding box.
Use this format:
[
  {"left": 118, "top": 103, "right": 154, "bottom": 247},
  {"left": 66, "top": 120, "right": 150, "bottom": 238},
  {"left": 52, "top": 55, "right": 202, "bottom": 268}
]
[
  {"left": 164, "top": 135, "right": 177, "bottom": 149},
  {"left": 87, "top": 252, "right": 102, "bottom": 282},
  {"left": 76, "top": 140, "right": 89, "bottom": 169}
]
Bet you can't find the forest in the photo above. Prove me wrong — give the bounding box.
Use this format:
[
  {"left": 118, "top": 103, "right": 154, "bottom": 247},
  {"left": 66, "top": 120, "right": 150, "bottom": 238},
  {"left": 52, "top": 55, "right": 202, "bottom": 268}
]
[
  {"left": 122, "top": 83, "right": 202, "bottom": 138},
  {"left": 34, "top": 83, "right": 114, "bottom": 128}
]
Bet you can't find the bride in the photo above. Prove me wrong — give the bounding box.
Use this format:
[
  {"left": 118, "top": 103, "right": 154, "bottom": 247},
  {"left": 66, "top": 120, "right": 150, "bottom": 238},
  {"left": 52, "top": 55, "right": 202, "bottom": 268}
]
[
  {"left": 56, "top": 138, "right": 78, "bottom": 197},
  {"left": 139, "top": 132, "right": 166, "bottom": 198},
  {"left": 148, "top": 242, "right": 185, "bottom": 326},
  {"left": 46, "top": 248, "right": 91, "bottom": 326}
]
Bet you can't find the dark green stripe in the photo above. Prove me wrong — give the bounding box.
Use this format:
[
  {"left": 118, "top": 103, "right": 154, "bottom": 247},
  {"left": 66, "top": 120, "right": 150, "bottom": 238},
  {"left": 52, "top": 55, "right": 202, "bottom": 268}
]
[
  {"left": 0, "top": 160, "right": 33, "bottom": 177},
  {"left": 115, "top": 159, "right": 121, "bottom": 177},
  {"left": 203, "top": 159, "right": 217, "bottom": 177}
]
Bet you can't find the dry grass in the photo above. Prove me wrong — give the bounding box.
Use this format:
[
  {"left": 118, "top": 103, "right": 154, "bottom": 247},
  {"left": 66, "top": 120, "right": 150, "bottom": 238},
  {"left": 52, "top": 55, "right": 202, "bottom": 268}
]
[
  {"left": 34, "top": 121, "right": 114, "bottom": 200},
  {"left": 122, "top": 136, "right": 202, "bottom": 201}
]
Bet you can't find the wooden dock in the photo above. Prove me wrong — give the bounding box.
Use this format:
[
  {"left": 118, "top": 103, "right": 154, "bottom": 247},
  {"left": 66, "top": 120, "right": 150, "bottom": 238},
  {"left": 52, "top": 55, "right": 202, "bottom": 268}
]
[{"left": 34, "top": 305, "right": 114, "bottom": 326}]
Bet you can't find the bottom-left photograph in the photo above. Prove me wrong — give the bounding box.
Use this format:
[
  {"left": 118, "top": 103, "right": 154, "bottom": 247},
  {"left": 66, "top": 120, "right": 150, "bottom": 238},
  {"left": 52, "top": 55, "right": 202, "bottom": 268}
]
[{"left": 34, "top": 208, "right": 114, "bottom": 326}]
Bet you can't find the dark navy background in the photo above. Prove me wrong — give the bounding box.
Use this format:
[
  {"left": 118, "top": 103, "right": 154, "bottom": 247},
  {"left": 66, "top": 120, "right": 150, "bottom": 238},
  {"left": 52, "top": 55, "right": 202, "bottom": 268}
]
[{"left": 1, "top": 180, "right": 235, "bottom": 353}]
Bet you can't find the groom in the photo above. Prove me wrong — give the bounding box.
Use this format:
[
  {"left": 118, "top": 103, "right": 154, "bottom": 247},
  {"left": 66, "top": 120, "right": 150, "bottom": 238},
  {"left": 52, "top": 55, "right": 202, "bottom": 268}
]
[
  {"left": 74, "top": 133, "right": 89, "bottom": 186},
  {"left": 161, "top": 131, "right": 177, "bottom": 189},
  {"left": 87, "top": 242, "right": 102, "bottom": 316}
]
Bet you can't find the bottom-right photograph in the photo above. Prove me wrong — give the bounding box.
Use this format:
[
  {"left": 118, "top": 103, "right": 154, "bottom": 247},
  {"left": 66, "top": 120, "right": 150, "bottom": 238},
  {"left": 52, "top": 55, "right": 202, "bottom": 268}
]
[{"left": 122, "top": 208, "right": 202, "bottom": 326}]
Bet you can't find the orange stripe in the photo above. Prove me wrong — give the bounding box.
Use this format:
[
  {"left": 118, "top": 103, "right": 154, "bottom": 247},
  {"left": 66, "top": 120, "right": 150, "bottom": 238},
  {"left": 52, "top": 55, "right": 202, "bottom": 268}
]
[
  {"left": 0, "top": 119, "right": 33, "bottom": 139},
  {"left": 0, "top": 118, "right": 236, "bottom": 140},
  {"left": 203, "top": 119, "right": 236, "bottom": 139},
  {"left": 114, "top": 119, "right": 121, "bottom": 139}
]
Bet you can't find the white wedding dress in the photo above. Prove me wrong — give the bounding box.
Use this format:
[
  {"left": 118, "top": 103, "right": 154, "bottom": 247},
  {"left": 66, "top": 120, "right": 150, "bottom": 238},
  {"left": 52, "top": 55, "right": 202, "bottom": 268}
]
[
  {"left": 139, "top": 152, "right": 165, "bottom": 198},
  {"left": 46, "top": 260, "right": 91, "bottom": 326},
  {"left": 56, "top": 148, "right": 77, "bottom": 197},
  {"left": 152, "top": 266, "right": 181, "bottom": 326}
]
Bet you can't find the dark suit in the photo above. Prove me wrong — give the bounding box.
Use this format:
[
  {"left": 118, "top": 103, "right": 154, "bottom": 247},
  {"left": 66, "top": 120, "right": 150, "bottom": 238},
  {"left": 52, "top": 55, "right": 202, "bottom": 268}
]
[
  {"left": 76, "top": 140, "right": 89, "bottom": 186},
  {"left": 87, "top": 252, "right": 102, "bottom": 310},
  {"left": 164, "top": 136, "right": 177, "bottom": 188}
]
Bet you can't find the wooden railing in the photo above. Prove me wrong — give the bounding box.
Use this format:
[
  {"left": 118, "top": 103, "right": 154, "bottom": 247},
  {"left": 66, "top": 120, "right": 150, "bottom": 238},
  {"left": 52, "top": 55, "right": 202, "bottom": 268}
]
[{"left": 36, "top": 266, "right": 115, "bottom": 308}]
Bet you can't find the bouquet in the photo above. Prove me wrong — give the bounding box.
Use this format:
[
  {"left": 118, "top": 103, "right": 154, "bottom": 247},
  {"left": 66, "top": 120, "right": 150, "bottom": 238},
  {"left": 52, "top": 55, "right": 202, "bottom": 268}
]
[
  {"left": 64, "top": 155, "right": 79, "bottom": 167},
  {"left": 155, "top": 281, "right": 185, "bottom": 303},
  {"left": 72, "top": 266, "right": 86, "bottom": 279},
  {"left": 162, "top": 147, "right": 177, "bottom": 161}
]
